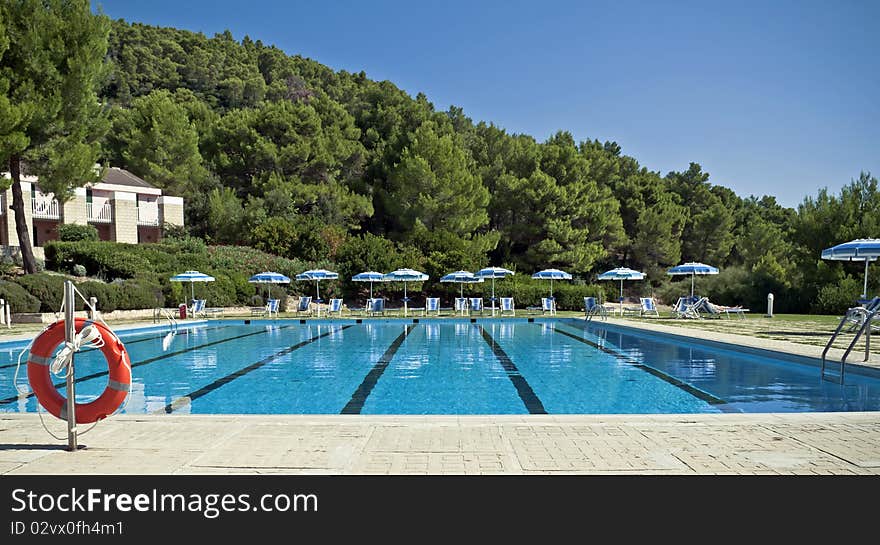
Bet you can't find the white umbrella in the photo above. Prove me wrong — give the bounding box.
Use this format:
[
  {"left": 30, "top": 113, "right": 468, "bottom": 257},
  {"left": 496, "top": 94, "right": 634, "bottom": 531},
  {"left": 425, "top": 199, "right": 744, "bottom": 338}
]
[
  {"left": 667, "top": 262, "right": 718, "bottom": 298},
  {"left": 352, "top": 271, "right": 385, "bottom": 300},
  {"left": 821, "top": 238, "right": 880, "bottom": 299},
  {"left": 597, "top": 267, "right": 646, "bottom": 316},
  {"left": 170, "top": 270, "right": 215, "bottom": 303},
  {"left": 440, "top": 271, "right": 484, "bottom": 315},
  {"left": 531, "top": 268, "right": 572, "bottom": 299},
  {"left": 383, "top": 268, "right": 428, "bottom": 317},
  {"left": 248, "top": 271, "right": 291, "bottom": 302},
  {"left": 475, "top": 266, "right": 515, "bottom": 316},
  {"left": 296, "top": 269, "right": 339, "bottom": 317}
]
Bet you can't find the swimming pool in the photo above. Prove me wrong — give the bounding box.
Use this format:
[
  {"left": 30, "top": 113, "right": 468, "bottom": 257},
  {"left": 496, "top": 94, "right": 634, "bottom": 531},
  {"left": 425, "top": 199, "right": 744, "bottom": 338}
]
[{"left": 1, "top": 318, "right": 879, "bottom": 415}]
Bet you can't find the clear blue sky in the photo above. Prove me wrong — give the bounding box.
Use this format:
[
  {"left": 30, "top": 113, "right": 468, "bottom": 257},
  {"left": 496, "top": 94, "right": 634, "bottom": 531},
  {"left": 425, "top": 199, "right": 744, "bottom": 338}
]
[{"left": 96, "top": 0, "right": 879, "bottom": 208}]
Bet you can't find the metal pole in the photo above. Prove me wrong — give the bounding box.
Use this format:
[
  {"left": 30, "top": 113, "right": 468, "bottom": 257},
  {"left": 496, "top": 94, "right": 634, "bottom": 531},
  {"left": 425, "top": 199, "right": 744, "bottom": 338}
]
[
  {"left": 64, "top": 280, "right": 77, "bottom": 451},
  {"left": 0, "top": 298, "right": 4, "bottom": 327},
  {"left": 864, "top": 260, "right": 870, "bottom": 299}
]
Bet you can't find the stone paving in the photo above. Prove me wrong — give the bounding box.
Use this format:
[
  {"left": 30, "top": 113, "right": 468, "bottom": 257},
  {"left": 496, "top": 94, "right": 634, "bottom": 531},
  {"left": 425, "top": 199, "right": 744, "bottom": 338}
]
[{"left": 2, "top": 413, "right": 879, "bottom": 475}]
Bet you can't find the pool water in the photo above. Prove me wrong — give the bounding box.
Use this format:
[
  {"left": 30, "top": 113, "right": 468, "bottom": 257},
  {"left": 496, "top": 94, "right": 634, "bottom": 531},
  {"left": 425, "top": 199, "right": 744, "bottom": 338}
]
[{"left": 1, "top": 319, "right": 879, "bottom": 415}]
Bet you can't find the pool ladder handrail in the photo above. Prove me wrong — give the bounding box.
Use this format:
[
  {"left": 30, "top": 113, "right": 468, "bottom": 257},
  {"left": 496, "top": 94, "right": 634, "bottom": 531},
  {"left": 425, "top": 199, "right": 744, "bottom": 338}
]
[
  {"left": 821, "top": 306, "right": 878, "bottom": 384},
  {"left": 153, "top": 307, "right": 178, "bottom": 333}
]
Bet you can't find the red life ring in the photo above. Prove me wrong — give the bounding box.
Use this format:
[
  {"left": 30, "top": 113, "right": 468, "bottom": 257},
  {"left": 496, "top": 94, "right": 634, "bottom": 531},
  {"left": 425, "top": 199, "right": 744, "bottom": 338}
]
[{"left": 27, "top": 318, "right": 131, "bottom": 424}]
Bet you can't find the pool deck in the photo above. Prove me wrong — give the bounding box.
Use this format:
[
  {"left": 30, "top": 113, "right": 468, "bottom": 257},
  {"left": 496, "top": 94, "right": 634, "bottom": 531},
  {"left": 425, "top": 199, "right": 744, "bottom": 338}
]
[{"left": 2, "top": 316, "right": 879, "bottom": 475}]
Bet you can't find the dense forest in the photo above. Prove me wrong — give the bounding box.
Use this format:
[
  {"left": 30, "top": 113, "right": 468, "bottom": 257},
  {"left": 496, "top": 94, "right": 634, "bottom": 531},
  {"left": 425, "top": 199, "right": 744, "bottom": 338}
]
[{"left": 4, "top": 10, "right": 879, "bottom": 313}]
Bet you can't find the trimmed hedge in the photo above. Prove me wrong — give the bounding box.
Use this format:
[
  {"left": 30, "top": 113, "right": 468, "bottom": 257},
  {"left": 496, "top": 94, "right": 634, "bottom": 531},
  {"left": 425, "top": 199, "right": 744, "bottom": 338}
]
[
  {"left": 58, "top": 223, "right": 99, "bottom": 242},
  {"left": 0, "top": 280, "right": 41, "bottom": 313},
  {"left": 14, "top": 273, "right": 67, "bottom": 312}
]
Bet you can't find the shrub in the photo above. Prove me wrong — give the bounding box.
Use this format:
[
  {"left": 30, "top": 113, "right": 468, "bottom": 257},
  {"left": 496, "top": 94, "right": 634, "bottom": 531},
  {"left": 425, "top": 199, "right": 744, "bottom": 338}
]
[
  {"left": 72, "top": 264, "right": 87, "bottom": 277},
  {"left": 814, "top": 276, "right": 861, "bottom": 314},
  {"left": 76, "top": 281, "right": 119, "bottom": 313},
  {"left": 14, "top": 273, "right": 67, "bottom": 312},
  {"left": 112, "top": 279, "right": 165, "bottom": 310},
  {"left": 57, "top": 223, "right": 99, "bottom": 242},
  {"left": 44, "top": 241, "right": 151, "bottom": 279},
  {"left": 0, "top": 280, "right": 41, "bottom": 313}
]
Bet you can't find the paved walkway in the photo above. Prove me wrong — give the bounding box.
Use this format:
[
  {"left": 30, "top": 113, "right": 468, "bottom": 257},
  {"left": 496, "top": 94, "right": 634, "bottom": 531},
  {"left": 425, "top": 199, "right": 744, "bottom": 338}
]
[
  {"left": 2, "top": 316, "right": 879, "bottom": 475},
  {"left": 2, "top": 413, "right": 879, "bottom": 475}
]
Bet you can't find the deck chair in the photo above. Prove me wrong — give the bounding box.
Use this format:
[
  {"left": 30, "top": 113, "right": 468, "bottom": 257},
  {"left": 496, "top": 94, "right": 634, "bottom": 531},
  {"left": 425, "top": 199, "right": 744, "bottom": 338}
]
[
  {"left": 189, "top": 299, "right": 206, "bottom": 318},
  {"left": 294, "top": 296, "right": 312, "bottom": 316},
  {"left": 541, "top": 297, "right": 556, "bottom": 315},
  {"left": 424, "top": 297, "right": 441, "bottom": 316},
  {"left": 845, "top": 297, "right": 880, "bottom": 331},
  {"left": 639, "top": 297, "right": 660, "bottom": 318},
  {"left": 499, "top": 297, "right": 515, "bottom": 316},
  {"left": 260, "top": 298, "right": 280, "bottom": 317},
  {"left": 367, "top": 298, "right": 385, "bottom": 316},
  {"left": 584, "top": 297, "right": 607, "bottom": 320},
  {"left": 468, "top": 297, "right": 484, "bottom": 316},
  {"left": 671, "top": 296, "right": 698, "bottom": 318},
  {"left": 454, "top": 297, "right": 468, "bottom": 315},
  {"left": 328, "top": 298, "right": 343, "bottom": 317}
]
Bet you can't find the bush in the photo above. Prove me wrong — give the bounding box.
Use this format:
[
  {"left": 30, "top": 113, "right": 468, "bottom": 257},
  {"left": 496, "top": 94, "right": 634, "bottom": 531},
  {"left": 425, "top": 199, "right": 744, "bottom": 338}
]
[
  {"left": 814, "top": 276, "right": 861, "bottom": 314},
  {"left": 112, "top": 279, "right": 165, "bottom": 310},
  {"left": 44, "top": 241, "right": 152, "bottom": 279},
  {"left": 14, "top": 273, "right": 67, "bottom": 312},
  {"left": 72, "top": 264, "right": 87, "bottom": 277},
  {"left": 76, "top": 281, "right": 119, "bottom": 313},
  {"left": 58, "top": 223, "right": 99, "bottom": 242},
  {"left": 0, "top": 280, "right": 41, "bottom": 313}
]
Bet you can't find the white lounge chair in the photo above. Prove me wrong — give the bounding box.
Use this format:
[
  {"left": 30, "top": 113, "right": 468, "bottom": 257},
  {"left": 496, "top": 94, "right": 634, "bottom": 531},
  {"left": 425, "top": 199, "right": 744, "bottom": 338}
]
[
  {"left": 541, "top": 297, "right": 555, "bottom": 315},
  {"left": 454, "top": 297, "right": 468, "bottom": 315},
  {"left": 367, "top": 298, "right": 385, "bottom": 316},
  {"left": 584, "top": 296, "right": 607, "bottom": 320},
  {"left": 468, "top": 297, "right": 484, "bottom": 316},
  {"left": 294, "top": 296, "right": 312, "bottom": 316},
  {"left": 639, "top": 297, "right": 660, "bottom": 318},
  {"left": 328, "top": 298, "right": 343, "bottom": 317},
  {"left": 424, "top": 297, "right": 441, "bottom": 316},
  {"left": 499, "top": 297, "right": 515, "bottom": 316}
]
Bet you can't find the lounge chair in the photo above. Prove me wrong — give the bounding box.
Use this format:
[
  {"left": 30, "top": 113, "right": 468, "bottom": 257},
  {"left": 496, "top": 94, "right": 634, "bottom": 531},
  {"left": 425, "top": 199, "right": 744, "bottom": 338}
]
[
  {"left": 252, "top": 298, "right": 280, "bottom": 317},
  {"left": 499, "top": 297, "right": 515, "bottom": 316},
  {"left": 584, "top": 297, "right": 607, "bottom": 320},
  {"left": 697, "top": 298, "right": 749, "bottom": 320},
  {"left": 845, "top": 297, "right": 880, "bottom": 331},
  {"left": 189, "top": 298, "right": 205, "bottom": 318},
  {"left": 294, "top": 296, "right": 312, "bottom": 316},
  {"left": 639, "top": 297, "right": 660, "bottom": 318},
  {"left": 328, "top": 298, "right": 343, "bottom": 317},
  {"left": 671, "top": 296, "right": 699, "bottom": 319},
  {"left": 367, "top": 298, "right": 385, "bottom": 316},
  {"left": 418, "top": 297, "right": 439, "bottom": 316},
  {"left": 454, "top": 297, "right": 468, "bottom": 315},
  {"left": 468, "top": 297, "right": 484, "bottom": 316},
  {"left": 541, "top": 297, "right": 555, "bottom": 316}
]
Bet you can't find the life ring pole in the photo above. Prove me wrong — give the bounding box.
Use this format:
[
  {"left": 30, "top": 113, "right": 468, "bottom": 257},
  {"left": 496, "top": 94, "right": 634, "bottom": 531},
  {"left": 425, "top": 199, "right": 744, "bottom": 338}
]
[{"left": 63, "top": 280, "right": 78, "bottom": 451}]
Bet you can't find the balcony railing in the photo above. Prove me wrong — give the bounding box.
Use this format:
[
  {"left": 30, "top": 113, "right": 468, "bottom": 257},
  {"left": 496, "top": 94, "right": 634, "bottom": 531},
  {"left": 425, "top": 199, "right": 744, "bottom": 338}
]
[
  {"left": 137, "top": 203, "right": 160, "bottom": 226},
  {"left": 87, "top": 202, "right": 112, "bottom": 223},
  {"left": 32, "top": 197, "right": 60, "bottom": 220}
]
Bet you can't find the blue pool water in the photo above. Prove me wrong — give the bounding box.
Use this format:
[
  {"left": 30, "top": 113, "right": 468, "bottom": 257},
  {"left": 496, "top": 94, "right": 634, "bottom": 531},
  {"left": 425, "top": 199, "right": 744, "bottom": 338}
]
[{"left": 1, "top": 318, "right": 879, "bottom": 414}]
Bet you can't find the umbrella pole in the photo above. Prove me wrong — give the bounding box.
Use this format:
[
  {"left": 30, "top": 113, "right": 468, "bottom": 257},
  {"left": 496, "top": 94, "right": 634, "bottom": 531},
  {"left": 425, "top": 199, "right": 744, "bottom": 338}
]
[
  {"left": 691, "top": 274, "right": 695, "bottom": 298},
  {"left": 620, "top": 279, "right": 624, "bottom": 317},
  {"left": 316, "top": 280, "right": 321, "bottom": 317},
  {"left": 404, "top": 282, "right": 408, "bottom": 317},
  {"left": 492, "top": 277, "right": 496, "bottom": 316},
  {"left": 864, "top": 259, "right": 870, "bottom": 299}
]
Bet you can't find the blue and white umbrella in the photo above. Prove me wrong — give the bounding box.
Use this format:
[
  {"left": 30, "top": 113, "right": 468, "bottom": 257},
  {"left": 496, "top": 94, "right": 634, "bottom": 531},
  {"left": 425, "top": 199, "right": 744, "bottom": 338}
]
[
  {"left": 531, "top": 268, "right": 572, "bottom": 298},
  {"left": 667, "top": 262, "right": 719, "bottom": 298},
  {"left": 441, "top": 271, "right": 484, "bottom": 314},
  {"left": 821, "top": 238, "right": 880, "bottom": 299},
  {"left": 352, "top": 271, "right": 385, "bottom": 299},
  {"left": 170, "top": 270, "right": 215, "bottom": 302},
  {"left": 248, "top": 271, "right": 291, "bottom": 301},
  {"left": 384, "top": 268, "right": 429, "bottom": 317},
  {"left": 598, "top": 267, "right": 645, "bottom": 315},
  {"left": 475, "top": 266, "right": 515, "bottom": 316},
  {"left": 296, "top": 269, "right": 339, "bottom": 316}
]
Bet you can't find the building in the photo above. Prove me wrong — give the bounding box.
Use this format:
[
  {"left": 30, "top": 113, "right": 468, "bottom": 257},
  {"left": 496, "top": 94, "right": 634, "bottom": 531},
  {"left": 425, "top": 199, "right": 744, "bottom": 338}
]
[{"left": 1, "top": 167, "right": 184, "bottom": 258}]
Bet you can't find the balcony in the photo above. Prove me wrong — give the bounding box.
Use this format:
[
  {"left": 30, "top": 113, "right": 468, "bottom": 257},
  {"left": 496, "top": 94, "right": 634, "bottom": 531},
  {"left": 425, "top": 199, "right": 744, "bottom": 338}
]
[
  {"left": 137, "top": 203, "right": 160, "bottom": 226},
  {"left": 87, "top": 202, "right": 112, "bottom": 223},
  {"left": 32, "top": 197, "right": 60, "bottom": 220}
]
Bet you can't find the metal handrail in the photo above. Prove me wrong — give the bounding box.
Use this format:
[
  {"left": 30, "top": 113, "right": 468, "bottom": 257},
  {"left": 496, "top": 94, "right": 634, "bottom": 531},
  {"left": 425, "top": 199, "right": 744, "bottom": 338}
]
[
  {"left": 822, "top": 307, "right": 878, "bottom": 383},
  {"left": 153, "top": 307, "right": 178, "bottom": 333}
]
